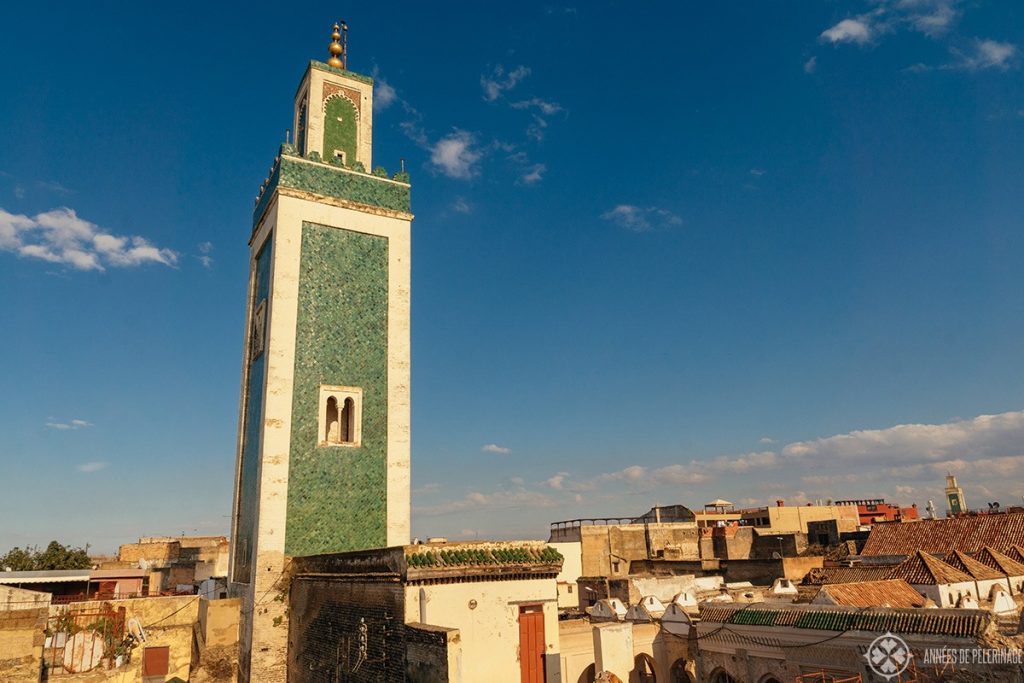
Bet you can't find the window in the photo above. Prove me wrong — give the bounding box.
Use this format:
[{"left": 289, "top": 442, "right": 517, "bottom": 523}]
[
  {"left": 332, "top": 149, "right": 347, "bottom": 164},
  {"left": 250, "top": 299, "right": 267, "bottom": 360},
  {"left": 142, "top": 646, "right": 170, "bottom": 676},
  {"left": 318, "top": 385, "right": 362, "bottom": 447}
]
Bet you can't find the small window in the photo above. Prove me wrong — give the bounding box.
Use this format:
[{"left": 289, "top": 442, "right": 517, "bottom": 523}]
[
  {"left": 142, "top": 646, "right": 170, "bottom": 676},
  {"left": 318, "top": 385, "right": 362, "bottom": 447},
  {"left": 332, "top": 149, "right": 347, "bottom": 164},
  {"left": 250, "top": 299, "right": 267, "bottom": 360}
]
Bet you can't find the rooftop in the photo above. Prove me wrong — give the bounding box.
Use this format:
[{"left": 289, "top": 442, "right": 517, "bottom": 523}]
[
  {"left": 0, "top": 570, "right": 90, "bottom": 584},
  {"left": 698, "top": 603, "right": 991, "bottom": 638},
  {"left": 862, "top": 512, "right": 1024, "bottom": 556},
  {"left": 944, "top": 550, "right": 1007, "bottom": 581},
  {"left": 975, "top": 547, "right": 1024, "bottom": 577},
  {"left": 814, "top": 579, "right": 928, "bottom": 608},
  {"left": 802, "top": 565, "right": 896, "bottom": 586},
  {"left": 888, "top": 550, "right": 973, "bottom": 586}
]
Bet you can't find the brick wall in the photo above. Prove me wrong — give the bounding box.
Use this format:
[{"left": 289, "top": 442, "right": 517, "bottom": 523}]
[{"left": 0, "top": 606, "right": 47, "bottom": 682}]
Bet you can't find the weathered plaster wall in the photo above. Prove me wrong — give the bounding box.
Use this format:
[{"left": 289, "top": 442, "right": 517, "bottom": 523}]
[
  {"left": 0, "top": 605, "right": 47, "bottom": 682},
  {"left": 404, "top": 577, "right": 560, "bottom": 683}
]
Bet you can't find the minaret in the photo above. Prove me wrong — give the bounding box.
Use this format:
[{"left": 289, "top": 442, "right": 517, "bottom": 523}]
[
  {"left": 228, "top": 24, "right": 412, "bottom": 682},
  {"left": 945, "top": 474, "right": 967, "bottom": 517}
]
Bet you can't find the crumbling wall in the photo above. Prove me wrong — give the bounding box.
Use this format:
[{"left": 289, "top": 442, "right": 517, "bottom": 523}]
[{"left": 0, "top": 605, "right": 47, "bottom": 682}]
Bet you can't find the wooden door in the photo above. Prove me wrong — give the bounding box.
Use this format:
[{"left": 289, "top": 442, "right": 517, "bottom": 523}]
[{"left": 518, "top": 604, "right": 546, "bottom": 683}]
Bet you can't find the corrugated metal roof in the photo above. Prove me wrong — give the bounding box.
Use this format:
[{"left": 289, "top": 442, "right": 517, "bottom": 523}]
[
  {"left": 802, "top": 565, "right": 895, "bottom": 585},
  {"left": 816, "top": 580, "right": 926, "bottom": 608},
  {"left": 888, "top": 551, "right": 973, "bottom": 586},
  {"left": 90, "top": 569, "right": 147, "bottom": 579},
  {"left": 975, "top": 547, "right": 1024, "bottom": 577},
  {"left": 945, "top": 550, "right": 1006, "bottom": 580},
  {"left": 0, "top": 570, "right": 90, "bottom": 584},
  {"left": 697, "top": 603, "right": 990, "bottom": 637},
  {"left": 862, "top": 513, "right": 1024, "bottom": 556}
]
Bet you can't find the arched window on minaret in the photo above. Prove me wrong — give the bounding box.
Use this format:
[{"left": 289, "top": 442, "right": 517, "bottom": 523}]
[
  {"left": 325, "top": 396, "right": 340, "bottom": 444},
  {"left": 341, "top": 397, "right": 355, "bottom": 443}
]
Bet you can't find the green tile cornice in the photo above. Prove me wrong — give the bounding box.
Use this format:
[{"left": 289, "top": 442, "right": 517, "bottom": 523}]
[
  {"left": 253, "top": 147, "right": 411, "bottom": 229},
  {"left": 308, "top": 60, "right": 374, "bottom": 85}
]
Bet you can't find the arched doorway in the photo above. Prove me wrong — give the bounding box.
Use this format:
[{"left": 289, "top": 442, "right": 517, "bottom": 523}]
[
  {"left": 630, "top": 653, "right": 657, "bottom": 683},
  {"left": 669, "top": 659, "right": 693, "bottom": 683},
  {"left": 578, "top": 664, "right": 596, "bottom": 683},
  {"left": 710, "top": 669, "right": 738, "bottom": 683}
]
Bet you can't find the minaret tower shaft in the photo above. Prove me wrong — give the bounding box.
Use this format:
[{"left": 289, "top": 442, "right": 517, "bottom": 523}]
[{"left": 228, "top": 25, "right": 412, "bottom": 682}]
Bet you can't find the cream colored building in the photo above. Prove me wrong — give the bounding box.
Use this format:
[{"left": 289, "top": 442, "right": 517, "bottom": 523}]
[{"left": 694, "top": 499, "right": 860, "bottom": 534}]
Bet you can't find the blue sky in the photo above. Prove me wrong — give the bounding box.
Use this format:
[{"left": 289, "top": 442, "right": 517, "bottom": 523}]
[{"left": 2, "top": 1, "right": 1024, "bottom": 553}]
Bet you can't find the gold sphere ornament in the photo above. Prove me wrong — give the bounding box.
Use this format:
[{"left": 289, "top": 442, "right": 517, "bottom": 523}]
[{"left": 327, "top": 22, "right": 345, "bottom": 68}]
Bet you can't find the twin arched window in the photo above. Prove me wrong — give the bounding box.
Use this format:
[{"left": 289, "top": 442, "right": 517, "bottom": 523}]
[{"left": 318, "top": 385, "right": 362, "bottom": 447}]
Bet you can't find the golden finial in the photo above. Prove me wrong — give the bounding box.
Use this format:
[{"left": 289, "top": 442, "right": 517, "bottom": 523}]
[{"left": 327, "top": 22, "right": 347, "bottom": 69}]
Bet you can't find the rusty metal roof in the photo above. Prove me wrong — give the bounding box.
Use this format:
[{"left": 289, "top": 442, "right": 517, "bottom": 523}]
[
  {"left": 944, "top": 550, "right": 1006, "bottom": 581},
  {"left": 862, "top": 513, "right": 1024, "bottom": 556},
  {"left": 815, "top": 579, "right": 927, "bottom": 608},
  {"left": 888, "top": 550, "right": 973, "bottom": 585},
  {"left": 802, "top": 565, "right": 895, "bottom": 585},
  {"left": 697, "top": 603, "right": 990, "bottom": 637},
  {"left": 974, "top": 547, "right": 1024, "bottom": 577}
]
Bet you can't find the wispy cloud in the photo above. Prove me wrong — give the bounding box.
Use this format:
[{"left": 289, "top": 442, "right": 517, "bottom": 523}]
[
  {"left": 45, "top": 419, "right": 92, "bottom": 430},
  {"left": 430, "top": 130, "right": 483, "bottom": 179},
  {"left": 519, "top": 163, "right": 546, "bottom": 186},
  {"left": 821, "top": 18, "right": 874, "bottom": 45},
  {"left": 451, "top": 197, "right": 472, "bottom": 214},
  {"left": 481, "top": 65, "right": 531, "bottom": 102},
  {"left": 803, "top": 56, "right": 817, "bottom": 74},
  {"left": 1, "top": 207, "right": 177, "bottom": 271},
  {"left": 197, "top": 241, "right": 214, "bottom": 269},
  {"left": 415, "top": 488, "right": 555, "bottom": 516},
  {"left": 77, "top": 461, "right": 109, "bottom": 473},
  {"left": 511, "top": 98, "right": 563, "bottom": 116},
  {"left": 601, "top": 204, "right": 682, "bottom": 232},
  {"left": 374, "top": 78, "right": 397, "bottom": 111},
  {"left": 950, "top": 39, "right": 1017, "bottom": 71},
  {"left": 482, "top": 443, "right": 512, "bottom": 455}
]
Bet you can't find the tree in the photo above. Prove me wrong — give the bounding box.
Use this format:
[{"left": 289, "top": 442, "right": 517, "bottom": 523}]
[{"left": 0, "top": 541, "right": 93, "bottom": 571}]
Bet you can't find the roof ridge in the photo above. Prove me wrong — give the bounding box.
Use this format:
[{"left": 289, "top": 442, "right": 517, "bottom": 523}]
[
  {"left": 947, "top": 550, "right": 1006, "bottom": 580},
  {"left": 977, "top": 547, "right": 1024, "bottom": 576}
]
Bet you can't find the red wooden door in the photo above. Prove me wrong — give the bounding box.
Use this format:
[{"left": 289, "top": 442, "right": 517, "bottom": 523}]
[{"left": 519, "top": 604, "right": 546, "bottom": 683}]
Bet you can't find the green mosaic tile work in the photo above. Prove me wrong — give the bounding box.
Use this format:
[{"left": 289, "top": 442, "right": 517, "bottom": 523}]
[
  {"left": 285, "top": 222, "right": 389, "bottom": 556},
  {"left": 323, "top": 95, "right": 357, "bottom": 167},
  {"left": 309, "top": 60, "right": 374, "bottom": 85},
  {"left": 233, "top": 239, "right": 273, "bottom": 582}
]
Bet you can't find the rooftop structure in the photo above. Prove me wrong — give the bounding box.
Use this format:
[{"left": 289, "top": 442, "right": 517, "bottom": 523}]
[
  {"left": 811, "top": 579, "right": 928, "bottom": 608},
  {"left": 861, "top": 511, "right": 1024, "bottom": 556},
  {"left": 888, "top": 550, "right": 973, "bottom": 586}
]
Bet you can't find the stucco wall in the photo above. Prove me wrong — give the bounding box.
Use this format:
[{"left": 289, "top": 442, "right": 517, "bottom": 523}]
[
  {"left": 0, "top": 605, "right": 47, "bottom": 682},
  {"left": 405, "top": 577, "right": 559, "bottom": 683}
]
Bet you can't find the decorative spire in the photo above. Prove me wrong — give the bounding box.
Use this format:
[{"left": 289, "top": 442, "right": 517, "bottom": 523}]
[{"left": 327, "top": 22, "right": 347, "bottom": 69}]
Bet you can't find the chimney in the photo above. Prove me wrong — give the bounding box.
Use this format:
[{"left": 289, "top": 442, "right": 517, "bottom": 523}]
[{"left": 776, "top": 499, "right": 785, "bottom": 507}]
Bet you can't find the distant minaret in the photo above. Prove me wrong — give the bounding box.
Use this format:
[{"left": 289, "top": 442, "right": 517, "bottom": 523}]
[
  {"left": 228, "top": 23, "right": 412, "bottom": 683},
  {"left": 944, "top": 474, "right": 967, "bottom": 517}
]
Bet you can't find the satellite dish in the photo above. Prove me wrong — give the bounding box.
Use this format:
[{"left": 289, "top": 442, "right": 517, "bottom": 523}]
[{"left": 62, "top": 631, "right": 104, "bottom": 673}]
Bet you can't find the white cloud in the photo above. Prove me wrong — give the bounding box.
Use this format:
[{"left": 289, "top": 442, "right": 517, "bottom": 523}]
[
  {"left": 430, "top": 130, "right": 482, "bottom": 179},
  {"left": 415, "top": 488, "right": 555, "bottom": 516},
  {"left": 804, "top": 56, "right": 817, "bottom": 74},
  {"left": 481, "top": 65, "right": 531, "bottom": 102},
  {"left": 951, "top": 39, "right": 1017, "bottom": 71},
  {"left": 749, "top": 168, "right": 766, "bottom": 177},
  {"left": 0, "top": 207, "right": 176, "bottom": 271},
  {"left": 77, "top": 461, "right": 109, "bottom": 473},
  {"left": 601, "top": 205, "right": 682, "bottom": 232},
  {"left": 45, "top": 418, "right": 92, "bottom": 430},
  {"left": 821, "top": 18, "right": 873, "bottom": 45},
  {"left": 374, "top": 79, "right": 397, "bottom": 112},
  {"left": 196, "top": 241, "right": 214, "bottom": 268},
  {"left": 482, "top": 443, "right": 511, "bottom": 455},
  {"left": 547, "top": 473, "right": 568, "bottom": 490},
  {"left": 781, "top": 410, "right": 1024, "bottom": 462},
  {"left": 414, "top": 482, "right": 441, "bottom": 494},
  {"left": 511, "top": 98, "right": 563, "bottom": 116},
  {"left": 759, "top": 436, "right": 776, "bottom": 444},
  {"left": 451, "top": 198, "right": 471, "bottom": 214},
  {"left": 520, "top": 164, "right": 546, "bottom": 185}
]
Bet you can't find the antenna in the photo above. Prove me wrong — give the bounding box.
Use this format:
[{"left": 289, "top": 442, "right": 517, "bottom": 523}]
[{"left": 341, "top": 20, "right": 349, "bottom": 69}]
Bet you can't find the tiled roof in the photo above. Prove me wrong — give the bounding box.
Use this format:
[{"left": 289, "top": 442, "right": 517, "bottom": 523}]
[
  {"left": 697, "top": 603, "right": 990, "bottom": 638},
  {"left": 944, "top": 550, "right": 1006, "bottom": 581},
  {"left": 816, "top": 580, "right": 927, "bottom": 608},
  {"left": 1003, "top": 545, "right": 1024, "bottom": 564},
  {"left": 975, "top": 547, "right": 1024, "bottom": 577},
  {"left": 802, "top": 566, "right": 896, "bottom": 585},
  {"left": 888, "top": 551, "right": 973, "bottom": 586},
  {"left": 862, "top": 514, "right": 1024, "bottom": 556}
]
